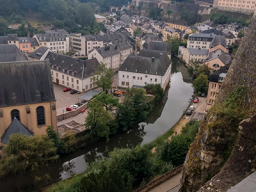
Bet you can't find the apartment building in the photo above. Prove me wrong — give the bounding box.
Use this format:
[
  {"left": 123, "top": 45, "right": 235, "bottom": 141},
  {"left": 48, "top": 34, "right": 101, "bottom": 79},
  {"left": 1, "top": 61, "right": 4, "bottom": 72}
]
[
  {"left": 0, "top": 34, "right": 20, "bottom": 48},
  {"left": 162, "top": 27, "right": 181, "bottom": 41},
  {"left": 49, "top": 52, "right": 100, "bottom": 92},
  {"left": 34, "top": 29, "right": 69, "bottom": 54},
  {"left": 216, "top": 0, "right": 256, "bottom": 13},
  {"left": 69, "top": 33, "right": 87, "bottom": 56},
  {"left": 187, "top": 33, "right": 216, "bottom": 49}
]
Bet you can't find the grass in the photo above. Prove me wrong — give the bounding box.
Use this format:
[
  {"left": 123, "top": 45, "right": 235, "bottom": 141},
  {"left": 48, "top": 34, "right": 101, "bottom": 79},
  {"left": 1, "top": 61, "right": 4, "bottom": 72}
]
[{"left": 24, "top": 12, "right": 51, "bottom": 28}]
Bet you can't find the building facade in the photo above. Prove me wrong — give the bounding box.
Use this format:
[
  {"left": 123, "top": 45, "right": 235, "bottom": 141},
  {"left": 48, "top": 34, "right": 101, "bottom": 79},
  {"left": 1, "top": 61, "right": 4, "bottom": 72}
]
[
  {"left": 187, "top": 33, "right": 215, "bottom": 49},
  {"left": 216, "top": 0, "right": 256, "bottom": 13},
  {"left": 0, "top": 60, "right": 57, "bottom": 145}
]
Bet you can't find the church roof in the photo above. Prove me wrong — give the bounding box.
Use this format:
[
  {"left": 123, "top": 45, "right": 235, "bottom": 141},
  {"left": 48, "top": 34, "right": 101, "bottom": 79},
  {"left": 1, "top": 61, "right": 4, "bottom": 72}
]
[{"left": 1, "top": 117, "right": 34, "bottom": 144}]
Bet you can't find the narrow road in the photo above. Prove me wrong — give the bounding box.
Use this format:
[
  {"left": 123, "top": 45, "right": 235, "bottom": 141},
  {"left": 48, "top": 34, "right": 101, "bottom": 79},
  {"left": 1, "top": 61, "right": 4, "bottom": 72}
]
[{"left": 148, "top": 173, "right": 181, "bottom": 192}]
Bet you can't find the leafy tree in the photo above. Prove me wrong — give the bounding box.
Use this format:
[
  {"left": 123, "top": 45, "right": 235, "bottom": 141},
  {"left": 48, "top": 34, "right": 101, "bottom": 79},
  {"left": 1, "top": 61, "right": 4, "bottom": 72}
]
[
  {"left": 149, "top": 7, "right": 163, "bottom": 20},
  {"left": 133, "top": 28, "right": 141, "bottom": 37},
  {"left": 86, "top": 99, "right": 113, "bottom": 140},
  {"left": 0, "top": 134, "right": 58, "bottom": 188},
  {"left": 192, "top": 73, "right": 209, "bottom": 94},
  {"left": 94, "top": 92, "right": 119, "bottom": 111},
  {"left": 93, "top": 63, "right": 114, "bottom": 91},
  {"left": 76, "top": 3, "right": 96, "bottom": 27},
  {"left": 237, "top": 30, "right": 244, "bottom": 38},
  {"left": 184, "top": 33, "right": 189, "bottom": 40},
  {"left": 168, "top": 37, "right": 182, "bottom": 55},
  {"left": 47, "top": 126, "right": 63, "bottom": 155},
  {"left": 193, "top": 65, "right": 211, "bottom": 79},
  {"left": 62, "top": 130, "right": 77, "bottom": 153},
  {"left": 0, "top": 16, "right": 8, "bottom": 33},
  {"left": 144, "top": 84, "right": 164, "bottom": 103},
  {"left": 167, "top": 9, "right": 172, "bottom": 17}
]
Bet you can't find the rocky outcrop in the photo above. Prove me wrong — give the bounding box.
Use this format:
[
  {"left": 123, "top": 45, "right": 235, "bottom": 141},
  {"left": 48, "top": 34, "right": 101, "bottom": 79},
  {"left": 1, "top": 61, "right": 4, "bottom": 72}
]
[{"left": 179, "top": 17, "right": 256, "bottom": 192}]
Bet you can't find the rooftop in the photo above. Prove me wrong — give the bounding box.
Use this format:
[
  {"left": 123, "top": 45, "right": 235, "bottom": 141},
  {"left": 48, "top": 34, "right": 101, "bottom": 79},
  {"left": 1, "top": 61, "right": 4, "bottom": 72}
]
[
  {"left": 188, "top": 48, "right": 209, "bottom": 55},
  {"left": 0, "top": 45, "right": 27, "bottom": 62}
]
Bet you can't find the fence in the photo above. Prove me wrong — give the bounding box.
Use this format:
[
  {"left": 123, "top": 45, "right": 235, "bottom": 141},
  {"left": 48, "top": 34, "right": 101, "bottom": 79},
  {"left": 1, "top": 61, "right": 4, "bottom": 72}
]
[
  {"left": 133, "top": 165, "right": 183, "bottom": 192},
  {"left": 57, "top": 102, "right": 88, "bottom": 122}
]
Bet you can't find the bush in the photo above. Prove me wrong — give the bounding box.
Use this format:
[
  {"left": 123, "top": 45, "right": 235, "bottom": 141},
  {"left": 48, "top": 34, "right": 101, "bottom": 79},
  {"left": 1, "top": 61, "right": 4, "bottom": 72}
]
[{"left": 144, "top": 84, "right": 164, "bottom": 103}]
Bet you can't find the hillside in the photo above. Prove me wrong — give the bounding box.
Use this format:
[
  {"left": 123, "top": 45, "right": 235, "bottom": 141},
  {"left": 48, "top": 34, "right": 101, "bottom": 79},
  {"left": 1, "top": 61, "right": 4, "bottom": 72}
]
[{"left": 179, "top": 16, "right": 256, "bottom": 192}]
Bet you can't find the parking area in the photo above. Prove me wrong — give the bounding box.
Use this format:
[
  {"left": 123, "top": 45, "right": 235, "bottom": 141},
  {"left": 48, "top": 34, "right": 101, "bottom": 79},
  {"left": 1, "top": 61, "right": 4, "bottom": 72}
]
[
  {"left": 53, "top": 84, "right": 82, "bottom": 115},
  {"left": 185, "top": 97, "right": 207, "bottom": 121}
]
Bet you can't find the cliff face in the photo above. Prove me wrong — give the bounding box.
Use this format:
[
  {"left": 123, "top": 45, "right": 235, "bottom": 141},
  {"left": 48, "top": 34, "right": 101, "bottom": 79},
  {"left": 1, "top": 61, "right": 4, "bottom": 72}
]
[{"left": 179, "top": 17, "right": 256, "bottom": 192}]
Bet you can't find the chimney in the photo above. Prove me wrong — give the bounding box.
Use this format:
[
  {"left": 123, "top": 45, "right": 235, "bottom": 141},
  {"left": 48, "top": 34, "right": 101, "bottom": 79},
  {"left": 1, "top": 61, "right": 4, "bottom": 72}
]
[{"left": 152, "top": 57, "right": 155, "bottom": 62}]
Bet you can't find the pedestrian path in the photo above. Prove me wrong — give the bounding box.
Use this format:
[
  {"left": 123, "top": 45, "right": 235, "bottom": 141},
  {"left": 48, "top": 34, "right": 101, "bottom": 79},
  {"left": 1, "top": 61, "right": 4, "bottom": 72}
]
[
  {"left": 148, "top": 173, "right": 181, "bottom": 192},
  {"left": 57, "top": 111, "right": 88, "bottom": 126}
]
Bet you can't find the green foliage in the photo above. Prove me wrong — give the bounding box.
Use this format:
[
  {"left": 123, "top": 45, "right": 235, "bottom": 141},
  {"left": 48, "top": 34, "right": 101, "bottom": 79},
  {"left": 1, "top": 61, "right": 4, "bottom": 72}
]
[
  {"left": 237, "top": 30, "right": 244, "bottom": 38},
  {"left": 47, "top": 126, "right": 64, "bottom": 155},
  {"left": 62, "top": 130, "right": 77, "bottom": 153},
  {"left": 76, "top": 3, "right": 95, "bottom": 27},
  {"left": 0, "top": 134, "right": 58, "bottom": 188},
  {"left": 144, "top": 84, "right": 164, "bottom": 103},
  {"left": 149, "top": 7, "right": 163, "bottom": 20},
  {"left": 210, "top": 12, "right": 250, "bottom": 26},
  {"left": 94, "top": 92, "right": 119, "bottom": 111},
  {"left": 168, "top": 37, "right": 183, "bottom": 55},
  {"left": 86, "top": 99, "right": 113, "bottom": 141},
  {"left": 188, "top": 66, "right": 194, "bottom": 76},
  {"left": 193, "top": 65, "right": 211, "bottom": 80},
  {"left": 192, "top": 73, "right": 209, "bottom": 94},
  {"left": 180, "top": 7, "right": 201, "bottom": 25},
  {"left": 158, "top": 120, "right": 200, "bottom": 166},
  {"left": 228, "top": 44, "right": 239, "bottom": 58},
  {"left": 184, "top": 33, "right": 189, "bottom": 40},
  {"left": 133, "top": 27, "right": 141, "bottom": 37},
  {"left": 93, "top": 63, "right": 114, "bottom": 91}
]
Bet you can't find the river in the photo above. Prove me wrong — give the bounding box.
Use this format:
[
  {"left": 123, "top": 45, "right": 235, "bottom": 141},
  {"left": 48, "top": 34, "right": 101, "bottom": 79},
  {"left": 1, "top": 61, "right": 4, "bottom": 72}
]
[{"left": 0, "top": 58, "right": 194, "bottom": 192}]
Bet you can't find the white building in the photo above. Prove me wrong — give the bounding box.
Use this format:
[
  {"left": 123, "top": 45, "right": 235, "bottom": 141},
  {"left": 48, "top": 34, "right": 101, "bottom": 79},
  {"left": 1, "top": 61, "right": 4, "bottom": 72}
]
[
  {"left": 118, "top": 49, "right": 172, "bottom": 90},
  {"left": 34, "top": 29, "right": 69, "bottom": 53},
  {"left": 187, "top": 33, "right": 216, "bottom": 49},
  {"left": 69, "top": 33, "right": 87, "bottom": 56},
  {"left": 88, "top": 39, "right": 133, "bottom": 70},
  {"left": 49, "top": 52, "right": 100, "bottom": 92}
]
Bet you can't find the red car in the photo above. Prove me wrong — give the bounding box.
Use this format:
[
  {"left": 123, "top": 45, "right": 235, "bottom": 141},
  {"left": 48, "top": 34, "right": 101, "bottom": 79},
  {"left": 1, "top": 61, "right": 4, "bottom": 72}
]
[
  {"left": 193, "top": 98, "right": 199, "bottom": 103},
  {"left": 122, "top": 90, "right": 126, "bottom": 94},
  {"left": 63, "top": 88, "right": 71, "bottom": 92}
]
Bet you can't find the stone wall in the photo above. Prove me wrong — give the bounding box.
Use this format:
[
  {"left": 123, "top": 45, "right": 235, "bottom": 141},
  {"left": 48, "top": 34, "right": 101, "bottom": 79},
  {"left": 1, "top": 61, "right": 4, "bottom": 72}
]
[{"left": 57, "top": 102, "right": 88, "bottom": 121}]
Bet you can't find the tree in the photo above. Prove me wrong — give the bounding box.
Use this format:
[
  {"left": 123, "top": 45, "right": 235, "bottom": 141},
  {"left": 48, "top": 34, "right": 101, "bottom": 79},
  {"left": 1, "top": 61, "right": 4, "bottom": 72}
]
[
  {"left": 93, "top": 63, "right": 114, "bottom": 91},
  {"left": 193, "top": 65, "right": 211, "bottom": 79},
  {"left": 168, "top": 37, "right": 182, "bottom": 55},
  {"left": 94, "top": 92, "right": 119, "bottom": 111},
  {"left": 144, "top": 84, "right": 164, "bottom": 103},
  {"left": 62, "top": 130, "right": 76, "bottom": 153},
  {"left": 237, "top": 30, "right": 244, "bottom": 38},
  {"left": 167, "top": 9, "right": 172, "bottom": 17},
  {"left": 76, "top": 3, "right": 96, "bottom": 27},
  {"left": 86, "top": 99, "right": 113, "bottom": 140},
  {"left": 0, "top": 17, "right": 8, "bottom": 34},
  {"left": 133, "top": 28, "right": 141, "bottom": 37},
  {"left": 192, "top": 73, "right": 209, "bottom": 94},
  {"left": 184, "top": 33, "right": 189, "bottom": 40},
  {"left": 0, "top": 134, "right": 58, "bottom": 188},
  {"left": 47, "top": 126, "right": 63, "bottom": 155}
]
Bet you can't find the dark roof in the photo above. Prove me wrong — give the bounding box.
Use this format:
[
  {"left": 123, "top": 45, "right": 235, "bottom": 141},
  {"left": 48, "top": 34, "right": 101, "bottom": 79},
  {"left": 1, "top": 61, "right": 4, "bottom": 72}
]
[
  {"left": 206, "top": 49, "right": 231, "bottom": 64},
  {"left": 188, "top": 33, "right": 216, "bottom": 41},
  {"left": 30, "top": 37, "right": 39, "bottom": 47},
  {"left": 120, "top": 15, "right": 132, "bottom": 23},
  {"left": 0, "top": 60, "right": 55, "bottom": 107},
  {"left": 142, "top": 34, "right": 161, "bottom": 42},
  {"left": 0, "top": 45, "right": 27, "bottom": 62},
  {"left": 144, "top": 41, "right": 170, "bottom": 52},
  {"left": 210, "top": 35, "right": 227, "bottom": 48},
  {"left": 84, "top": 33, "right": 125, "bottom": 43},
  {"left": 187, "top": 48, "right": 209, "bottom": 55},
  {"left": 48, "top": 52, "right": 100, "bottom": 79},
  {"left": 7, "top": 34, "right": 19, "bottom": 41},
  {"left": 35, "top": 29, "right": 68, "bottom": 42},
  {"left": 119, "top": 50, "right": 170, "bottom": 76},
  {"left": 79, "top": 90, "right": 101, "bottom": 101},
  {"left": 29, "top": 46, "right": 50, "bottom": 59},
  {"left": 18, "top": 37, "right": 31, "bottom": 43},
  {"left": 202, "top": 28, "right": 223, "bottom": 36},
  {"left": 209, "top": 65, "right": 229, "bottom": 82},
  {"left": 0, "top": 36, "right": 8, "bottom": 44},
  {"left": 1, "top": 117, "right": 34, "bottom": 144}
]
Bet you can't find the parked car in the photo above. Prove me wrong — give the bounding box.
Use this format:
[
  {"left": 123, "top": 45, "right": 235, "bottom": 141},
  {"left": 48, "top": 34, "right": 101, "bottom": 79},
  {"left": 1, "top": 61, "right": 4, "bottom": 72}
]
[
  {"left": 72, "top": 105, "right": 79, "bottom": 109},
  {"left": 81, "top": 100, "right": 87, "bottom": 103},
  {"left": 63, "top": 88, "right": 71, "bottom": 92},
  {"left": 66, "top": 105, "right": 79, "bottom": 111},
  {"left": 189, "top": 106, "right": 195, "bottom": 111},
  {"left": 200, "top": 93, "right": 206, "bottom": 97},
  {"left": 193, "top": 98, "right": 199, "bottom": 103},
  {"left": 75, "top": 103, "right": 83, "bottom": 107},
  {"left": 70, "top": 90, "right": 78, "bottom": 94},
  {"left": 186, "top": 109, "right": 192, "bottom": 116}
]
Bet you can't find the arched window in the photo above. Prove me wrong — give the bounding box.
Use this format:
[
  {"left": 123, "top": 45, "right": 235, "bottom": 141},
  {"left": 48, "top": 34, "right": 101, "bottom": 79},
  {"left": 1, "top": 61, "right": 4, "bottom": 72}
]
[
  {"left": 213, "top": 64, "right": 220, "bottom": 69},
  {"left": 11, "top": 109, "right": 20, "bottom": 121},
  {"left": 36, "top": 106, "right": 45, "bottom": 125}
]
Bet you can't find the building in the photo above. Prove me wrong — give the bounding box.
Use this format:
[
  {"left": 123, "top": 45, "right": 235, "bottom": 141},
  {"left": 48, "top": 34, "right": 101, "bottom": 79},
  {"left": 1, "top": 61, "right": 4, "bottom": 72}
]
[
  {"left": 0, "top": 45, "right": 27, "bottom": 62},
  {"left": 161, "top": 18, "right": 188, "bottom": 31},
  {"left": 28, "top": 47, "right": 52, "bottom": 61},
  {"left": 69, "top": 33, "right": 87, "bottom": 56},
  {"left": 206, "top": 65, "right": 229, "bottom": 110},
  {"left": 0, "top": 34, "right": 20, "bottom": 48},
  {"left": 179, "top": 47, "right": 209, "bottom": 64},
  {"left": 88, "top": 39, "right": 133, "bottom": 70},
  {"left": 187, "top": 33, "right": 216, "bottom": 49},
  {"left": 143, "top": 41, "right": 170, "bottom": 54},
  {"left": 33, "top": 29, "right": 69, "bottom": 54},
  {"left": 204, "top": 49, "right": 231, "bottom": 70},
  {"left": 94, "top": 14, "right": 107, "bottom": 23},
  {"left": 48, "top": 52, "right": 100, "bottom": 92},
  {"left": 118, "top": 49, "right": 172, "bottom": 90},
  {"left": 162, "top": 27, "right": 181, "bottom": 41},
  {"left": 0, "top": 60, "right": 57, "bottom": 145},
  {"left": 19, "top": 37, "right": 32, "bottom": 53},
  {"left": 216, "top": 0, "right": 256, "bottom": 13}
]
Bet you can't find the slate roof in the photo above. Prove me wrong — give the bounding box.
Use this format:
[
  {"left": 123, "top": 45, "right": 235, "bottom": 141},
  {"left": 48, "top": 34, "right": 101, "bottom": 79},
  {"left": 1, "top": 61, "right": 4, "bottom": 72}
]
[
  {"left": 119, "top": 50, "right": 170, "bottom": 76},
  {"left": 144, "top": 41, "right": 170, "bottom": 52},
  {"left": 188, "top": 48, "right": 209, "bottom": 55},
  {"left": 120, "top": 15, "right": 132, "bottom": 23},
  {"left": 30, "top": 37, "right": 39, "bottom": 47},
  {"left": 188, "top": 33, "right": 216, "bottom": 41},
  {"left": 209, "top": 64, "right": 229, "bottom": 82},
  {"left": 47, "top": 52, "right": 100, "bottom": 79},
  {"left": 18, "top": 37, "right": 31, "bottom": 43},
  {"left": 206, "top": 49, "right": 231, "bottom": 64},
  {"left": 210, "top": 35, "right": 227, "bottom": 48},
  {"left": 84, "top": 33, "right": 125, "bottom": 43},
  {"left": 142, "top": 34, "right": 161, "bottom": 44},
  {"left": 1, "top": 117, "right": 34, "bottom": 144},
  {"left": 0, "top": 45, "right": 27, "bottom": 62},
  {"left": 0, "top": 36, "right": 8, "bottom": 44},
  {"left": 202, "top": 28, "right": 223, "bottom": 36},
  {"left": 29, "top": 46, "right": 50, "bottom": 59},
  {"left": 0, "top": 60, "right": 55, "bottom": 107},
  {"left": 35, "top": 29, "right": 68, "bottom": 42},
  {"left": 7, "top": 33, "right": 19, "bottom": 41}
]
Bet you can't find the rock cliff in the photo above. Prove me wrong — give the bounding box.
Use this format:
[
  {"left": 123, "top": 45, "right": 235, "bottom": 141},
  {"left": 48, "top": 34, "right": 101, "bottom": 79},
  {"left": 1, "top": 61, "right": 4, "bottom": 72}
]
[{"left": 179, "top": 17, "right": 256, "bottom": 192}]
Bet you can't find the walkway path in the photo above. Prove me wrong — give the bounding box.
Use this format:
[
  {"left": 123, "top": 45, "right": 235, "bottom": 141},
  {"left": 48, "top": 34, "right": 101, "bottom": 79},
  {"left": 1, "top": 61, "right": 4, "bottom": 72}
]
[{"left": 148, "top": 173, "right": 181, "bottom": 192}]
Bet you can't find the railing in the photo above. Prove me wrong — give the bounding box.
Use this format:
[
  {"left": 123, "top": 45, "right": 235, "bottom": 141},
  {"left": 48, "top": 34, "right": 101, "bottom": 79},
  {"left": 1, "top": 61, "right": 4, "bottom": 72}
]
[{"left": 133, "top": 165, "right": 183, "bottom": 192}]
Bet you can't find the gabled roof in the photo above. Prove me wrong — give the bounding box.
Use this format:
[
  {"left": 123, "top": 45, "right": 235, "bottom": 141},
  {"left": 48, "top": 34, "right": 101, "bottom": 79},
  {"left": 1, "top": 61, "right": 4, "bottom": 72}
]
[
  {"left": 0, "top": 36, "right": 8, "bottom": 44},
  {"left": 202, "top": 28, "right": 223, "bottom": 36},
  {"left": 209, "top": 65, "right": 229, "bottom": 82},
  {"left": 7, "top": 34, "right": 19, "bottom": 41},
  {"left": 0, "top": 45, "right": 27, "bottom": 62},
  {"left": 48, "top": 52, "right": 100, "bottom": 79},
  {"left": 188, "top": 33, "right": 216, "bottom": 41},
  {"left": 210, "top": 35, "right": 227, "bottom": 48},
  {"left": 29, "top": 46, "right": 50, "bottom": 59},
  {"left": 144, "top": 41, "right": 170, "bottom": 52},
  {"left": 188, "top": 48, "right": 209, "bottom": 55},
  {"left": 1, "top": 117, "right": 34, "bottom": 144},
  {"left": 119, "top": 50, "right": 170, "bottom": 76},
  {"left": 0, "top": 60, "right": 55, "bottom": 107},
  {"left": 206, "top": 49, "right": 231, "bottom": 64}
]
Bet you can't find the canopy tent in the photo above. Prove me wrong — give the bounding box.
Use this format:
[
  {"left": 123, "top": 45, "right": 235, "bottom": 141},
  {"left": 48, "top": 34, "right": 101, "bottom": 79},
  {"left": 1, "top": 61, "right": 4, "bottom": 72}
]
[{"left": 79, "top": 90, "right": 101, "bottom": 101}]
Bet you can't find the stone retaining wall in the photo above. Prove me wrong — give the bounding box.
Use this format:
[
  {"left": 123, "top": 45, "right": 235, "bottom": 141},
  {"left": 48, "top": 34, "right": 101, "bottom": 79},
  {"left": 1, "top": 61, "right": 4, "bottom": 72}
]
[
  {"left": 133, "top": 165, "right": 183, "bottom": 192},
  {"left": 57, "top": 103, "right": 88, "bottom": 122}
]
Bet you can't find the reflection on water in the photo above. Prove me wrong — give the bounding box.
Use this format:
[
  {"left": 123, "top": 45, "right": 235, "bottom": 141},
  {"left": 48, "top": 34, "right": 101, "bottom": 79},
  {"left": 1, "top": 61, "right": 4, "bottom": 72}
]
[{"left": 0, "top": 58, "right": 194, "bottom": 192}]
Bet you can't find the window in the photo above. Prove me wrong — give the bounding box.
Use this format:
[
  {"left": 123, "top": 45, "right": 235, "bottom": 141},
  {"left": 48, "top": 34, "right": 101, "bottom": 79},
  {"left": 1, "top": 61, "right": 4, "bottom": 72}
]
[
  {"left": 44, "top": 43, "right": 46, "bottom": 45},
  {"left": 145, "top": 82, "right": 147, "bottom": 85},
  {"left": 140, "top": 77, "right": 142, "bottom": 80},
  {"left": 56, "top": 73, "right": 58, "bottom": 77},
  {"left": 62, "top": 75, "right": 64, "bottom": 79},
  {"left": 77, "top": 80, "right": 79, "bottom": 84},
  {"left": 26, "top": 45, "right": 28, "bottom": 48},
  {"left": 62, "top": 81, "right": 64, "bottom": 84},
  {"left": 11, "top": 109, "right": 20, "bottom": 121},
  {"left": 23, "top": 45, "right": 25, "bottom": 48},
  {"left": 150, "top": 78, "right": 152, "bottom": 82},
  {"left": 67, "top": 76, "right": 69, "bottom": 81},
  {"left": 133, "top": 76, "right": 135, "bottom": 79},
  {"left": 155, "top": 78, "right": 157, "bottom": 82},
  {"left": 137, "top": 77, "right": 139, "bottom": 80},
  {"left": 126, "top": 82, "right": 129, "bottom": 86},
  {"left": 122, "top": 81, "right": 125, "bottom": 85},
  {"left": 90, "top": 84, "right": 92, "bottom": 88},
  {"left": 86, "top": 85, "right": 88, "bottom": 89},
  {"left": 51, "top": 71, "right": 53, "bottom": 75},
  {"left": 71, "top": 78, "right": 74, "bottom": 83},
  {"left": 36, "top": 106, "right": 45, "bottom": 125},
  {"left": 72, "top": 84, "right": 74, "bottom": 88},
  {"left": 77, "top": 86, "right": 79, "bottom": 89},
  {"left": 213, "top": 64, "right": 220, "bottom": 69},
  {"left": 123, "top": 75, "right": 125, "bottom": 78}
]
